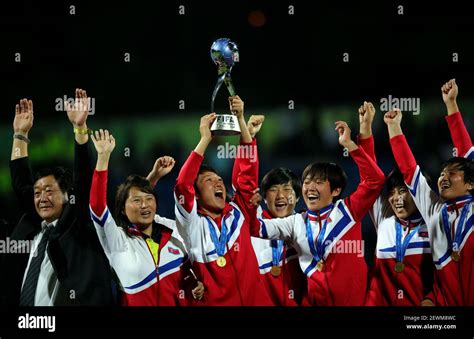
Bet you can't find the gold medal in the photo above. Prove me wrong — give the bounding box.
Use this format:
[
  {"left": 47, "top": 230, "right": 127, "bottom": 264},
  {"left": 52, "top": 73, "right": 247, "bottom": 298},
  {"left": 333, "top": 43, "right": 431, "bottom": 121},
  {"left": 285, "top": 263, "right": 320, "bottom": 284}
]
[
  {"left": 270, "top": 265, "right": 281, "bottom": 277},
  {"left": 216, "top": 256, "right": 227, "bottom": 267},
  {"left": 451, "top": 251, "right": 460, "bottom": 262},
  {"left": 316, "top": 260, "right": 324, "bottom": 272},
  {"left": 394, "top": 261, "right": 405, "bottom": 273}
]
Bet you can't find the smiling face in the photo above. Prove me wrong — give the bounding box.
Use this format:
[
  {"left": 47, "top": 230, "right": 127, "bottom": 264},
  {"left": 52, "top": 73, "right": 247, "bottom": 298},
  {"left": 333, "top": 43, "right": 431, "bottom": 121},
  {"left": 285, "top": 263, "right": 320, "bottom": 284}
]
[
  {"left": 265, "top": 181, "right": 297, "bottom": 218},
  {"left": 438, "top": 163, "right": 473, "bottom": 201},
  {"left": 34, "top": 175, "right": 66, "bottom": 223},
  {"left": 195, "top": 171, "right": 226, "bottom": 214},
  {"left": 388, "top": 185, "right": 417, "bottom": 220},
  {"left": 123, "top": 187, "right": 157, "bottom": 230},
  {"left": 302, "top": 177, "right": 340, "bottom": 212}
]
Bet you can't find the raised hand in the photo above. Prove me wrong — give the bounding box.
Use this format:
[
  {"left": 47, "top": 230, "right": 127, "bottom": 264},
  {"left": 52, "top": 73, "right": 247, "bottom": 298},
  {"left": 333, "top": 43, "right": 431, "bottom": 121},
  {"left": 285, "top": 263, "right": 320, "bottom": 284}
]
[
  {"left": 441, "top": 79, "right": 458, "bottom": 104},
  {"left": 383, "top": 109, "right": 403, "bottom": 138},
  {"left": 66, "top": 88, "right": 90, "bottom": 128},
  {"left": 91, "top": 129, "right": 116, "bottom": 155},
  {"left": 359, "top": 101, "right": 375, "bottom": 125},
  {"left": 335, "top": 120, "right": 357, "bottom": 152},
  {"left": 146, "top": 156, "right": 176, "bottom": 186},
  {"left": 358, "top": 101, "right": 376, "bottom": 139},
  {"left": 13, "top": 98, "right": 34, "bottom": 136},
  {"left": 383, "top": 109, "right": 402, "bottom": 126},
  {"left": 247, "top": 115, "right": 265, "bottom": 138},
  {"left": 441, "top": 79, "right": 459, "bottom": 115},
  {"left": 229, "top": 95, "right": 244, "bottom": 119},
  {"left": 194, "top": 113, "right": 217, "bottom": 156},
  {"left": 199, "top": 113, "right": 217, "bottom": 141}
]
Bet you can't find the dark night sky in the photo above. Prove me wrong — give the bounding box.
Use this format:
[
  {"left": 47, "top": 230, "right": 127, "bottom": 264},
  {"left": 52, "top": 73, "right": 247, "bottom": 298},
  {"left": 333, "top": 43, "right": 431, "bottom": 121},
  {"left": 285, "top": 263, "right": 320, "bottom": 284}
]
[{"left": 1, "top": 0, "right": 474, "bottom": 118}]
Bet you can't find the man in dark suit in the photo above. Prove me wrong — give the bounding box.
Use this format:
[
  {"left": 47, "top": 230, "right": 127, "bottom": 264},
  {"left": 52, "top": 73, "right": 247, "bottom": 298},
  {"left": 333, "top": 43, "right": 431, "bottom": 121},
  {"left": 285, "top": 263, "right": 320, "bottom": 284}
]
[{"left": 5, "top": 89, "right": 117, "bottom": 306}]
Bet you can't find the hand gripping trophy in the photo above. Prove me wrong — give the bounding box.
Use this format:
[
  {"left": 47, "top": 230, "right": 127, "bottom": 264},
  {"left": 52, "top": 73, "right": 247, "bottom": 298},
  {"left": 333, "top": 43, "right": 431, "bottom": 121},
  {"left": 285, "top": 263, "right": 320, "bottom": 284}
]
[{"left": 210, "top": 38, "right": 241, "bottom": 135}]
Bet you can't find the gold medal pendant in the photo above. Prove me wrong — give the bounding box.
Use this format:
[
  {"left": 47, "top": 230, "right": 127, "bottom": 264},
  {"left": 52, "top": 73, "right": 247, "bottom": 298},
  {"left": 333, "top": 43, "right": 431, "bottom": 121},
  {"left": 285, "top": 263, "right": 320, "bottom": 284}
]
[
  {"left": 270, "top": 265, "right": 281, "bottom": 277},
  {"left": 394, "top": 261, "right": 405, "bottom": 273},
  {"left": 451, "top": 251, "right": 460, "bottom": 262},
  {"left": 216, "top": 256, "right": 227, "bottom": 267},
  {"left": 316, "top": 260, "right": 324, "bottom": 272}
]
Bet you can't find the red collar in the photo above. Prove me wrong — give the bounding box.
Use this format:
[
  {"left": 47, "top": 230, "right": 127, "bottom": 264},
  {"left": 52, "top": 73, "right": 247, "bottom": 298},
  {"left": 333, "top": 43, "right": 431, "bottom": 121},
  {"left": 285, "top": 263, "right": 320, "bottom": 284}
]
[
  {"left": 446, "top": 200, "right": 471, "bottom": 213},
  {"left": 261, "top": 209, "right": 274, "bottom": 219},
  {"left": 398, "top": 217, "right": 423, "bottom": 229},
  {"left": 197, "top": 202, "right": 234, "bottom": 228},
  {"left": 307, "top": 210, "right": 331, "bottom": 222}
]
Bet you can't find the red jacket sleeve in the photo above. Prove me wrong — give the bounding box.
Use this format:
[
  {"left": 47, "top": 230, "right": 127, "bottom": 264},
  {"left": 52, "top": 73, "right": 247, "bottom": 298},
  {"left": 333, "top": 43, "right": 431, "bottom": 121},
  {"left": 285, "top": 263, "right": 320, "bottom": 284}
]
[
  {"left": 90, "top": 169, "right": 108, "bottom": 216},
  {"left": 174, "top": 151, "right": 204, "bottom": 213},
  {"left": 357, "top": 135, "right": 376, "bottom": 162},
  {"left": 389, "top": 134, "right": 418, "bottom": 185},
  {"left": 345, "top": 147, "right": 385, "bottom": 222},
  {"left": 232, "top": 138, "right": 259, "bottom": 218},
  {"left": 446, "top": 112, "right": 473, "bottom": 158}
]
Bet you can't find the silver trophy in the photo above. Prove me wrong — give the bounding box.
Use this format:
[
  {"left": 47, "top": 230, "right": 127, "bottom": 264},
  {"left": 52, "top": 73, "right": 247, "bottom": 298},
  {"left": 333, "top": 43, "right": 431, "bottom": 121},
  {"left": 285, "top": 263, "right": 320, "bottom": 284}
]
[{"left": 210, "top": 38, "right": 241, "bottom": 135}]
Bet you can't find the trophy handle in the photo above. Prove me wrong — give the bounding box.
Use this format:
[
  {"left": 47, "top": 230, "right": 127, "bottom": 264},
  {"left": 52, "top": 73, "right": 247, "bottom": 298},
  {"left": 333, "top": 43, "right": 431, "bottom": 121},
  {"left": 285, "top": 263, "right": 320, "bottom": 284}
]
[
  {"left": 211, "top": 73, "right": 226, "bottom": 113},
  {"left": 224, "top": 73, "right": 236, "bottom": 97}
]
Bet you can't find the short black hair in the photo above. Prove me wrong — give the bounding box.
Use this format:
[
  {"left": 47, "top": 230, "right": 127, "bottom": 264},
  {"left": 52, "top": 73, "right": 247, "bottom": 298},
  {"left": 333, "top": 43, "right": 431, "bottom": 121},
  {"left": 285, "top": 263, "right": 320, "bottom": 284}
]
[
  {"left": 386, "top": 168, "right": 405, "bottom": 193},
  {"left": 261, "top": 167, "right": 301, "bottom": 199},
  {"left": 34, "top": 167, "right": 72, "bottom": 194},
  {"left": 197, "top": 164, "right": 219, "bottom": 178},
  {"left": 386, "top": 167, "right": 433, "bottom": 195},
  {"left": 301, "top": 162, "right": 347, "bottom": 200},
  {"left": 114, "top": 175, "right": 157, "bottom": 235},
  {"left": 441, "top": 157, "right": 474, "bottom": 195},
  {"left": 194, "top": 164, "right": 219, "bottom": 195}
]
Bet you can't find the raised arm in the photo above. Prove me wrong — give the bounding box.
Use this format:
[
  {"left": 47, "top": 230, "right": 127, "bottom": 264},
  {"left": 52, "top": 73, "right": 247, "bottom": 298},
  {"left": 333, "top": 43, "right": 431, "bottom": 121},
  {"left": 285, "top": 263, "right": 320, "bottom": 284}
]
[
  {"left": 229, "top": 96, "right": 264, "bottom": 214},
  {"left": 67, "top": 88, "right": 94, "bottom": 223},
  {"left": 385, "top": 110, "right": 442, "bottom": 220},
  {"left": 66, "top": 88, "right": 91, "bottom": 146},
  {"left": 356, "top": 101, "right": 389, "bottom": 226},
  {"left": 230, "top": 95, "right": 252, "bottom": 144},
  {"left": 90, "top": 129, "right": 115, "bottom": 217},
  {"left": 89, "top": 129, "right": 129, "bottom": 256},
  {"left": 357, "top": 101, "right": 377, "bottom": 161},
  {"left": 441, "top": 79, "right": 473, "bottom": 159},
  {"left": 11, "top": 99, "right": 33, "bottom": 161},
  {"left": 232, "top": 113, "right": 264, "bottom": 188},
  {"left": 146, "top": 156, "right": 176, "bottom": 187},
  {"left": 336, "top": 121, "right": 385, "bottom": 222},
  {"left": 9, "top": 99, "right": 36, "bottom": 215},
  {"left": 174, "top": 113, "right": 215, "bottom": 218}
]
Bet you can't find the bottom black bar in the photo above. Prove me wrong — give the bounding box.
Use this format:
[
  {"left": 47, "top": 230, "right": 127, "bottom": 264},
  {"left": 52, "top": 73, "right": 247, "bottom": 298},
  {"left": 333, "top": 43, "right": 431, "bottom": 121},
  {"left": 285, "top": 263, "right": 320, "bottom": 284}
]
[{"left": 0, "top": 307, "right": 473, "bottom": 335}]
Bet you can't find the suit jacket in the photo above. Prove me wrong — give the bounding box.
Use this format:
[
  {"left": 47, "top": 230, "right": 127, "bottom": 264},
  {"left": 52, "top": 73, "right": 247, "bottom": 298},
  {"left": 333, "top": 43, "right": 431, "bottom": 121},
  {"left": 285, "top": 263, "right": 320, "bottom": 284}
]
[{"left": 4, "top": 141, "right": 117, "bottom": 306}]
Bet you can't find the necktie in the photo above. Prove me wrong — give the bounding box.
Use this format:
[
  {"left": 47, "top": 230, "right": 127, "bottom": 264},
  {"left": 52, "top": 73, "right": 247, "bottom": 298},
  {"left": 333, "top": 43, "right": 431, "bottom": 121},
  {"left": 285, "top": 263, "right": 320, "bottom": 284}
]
[{"left": 19, "top": 225, "right": 53, "bottom": 306}]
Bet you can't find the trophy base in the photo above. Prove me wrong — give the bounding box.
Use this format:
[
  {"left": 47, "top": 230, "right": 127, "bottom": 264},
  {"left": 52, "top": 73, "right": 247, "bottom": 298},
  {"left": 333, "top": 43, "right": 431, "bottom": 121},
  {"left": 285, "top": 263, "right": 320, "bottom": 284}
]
[{"left": 211, "top": 114, "right": 241, "bottom": 136}]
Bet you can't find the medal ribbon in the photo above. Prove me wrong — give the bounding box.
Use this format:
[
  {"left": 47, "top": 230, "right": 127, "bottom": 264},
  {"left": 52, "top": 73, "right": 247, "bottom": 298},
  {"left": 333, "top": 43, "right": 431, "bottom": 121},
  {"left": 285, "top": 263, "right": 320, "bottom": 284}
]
[
  {"left": 305, "top": 205, "right": 334, "bottom": 263},
  {"left": 271, "top": 240, "right": 283, "bottom": 267},
  {"left": 395, "top": 221, "right": 421, "bottom": 263},
  {"left": 206, "top": 214, "right": 234, "bottom": 257},
  {"left": 441, "top": 199, "right": 471, "bottom": 253}
]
